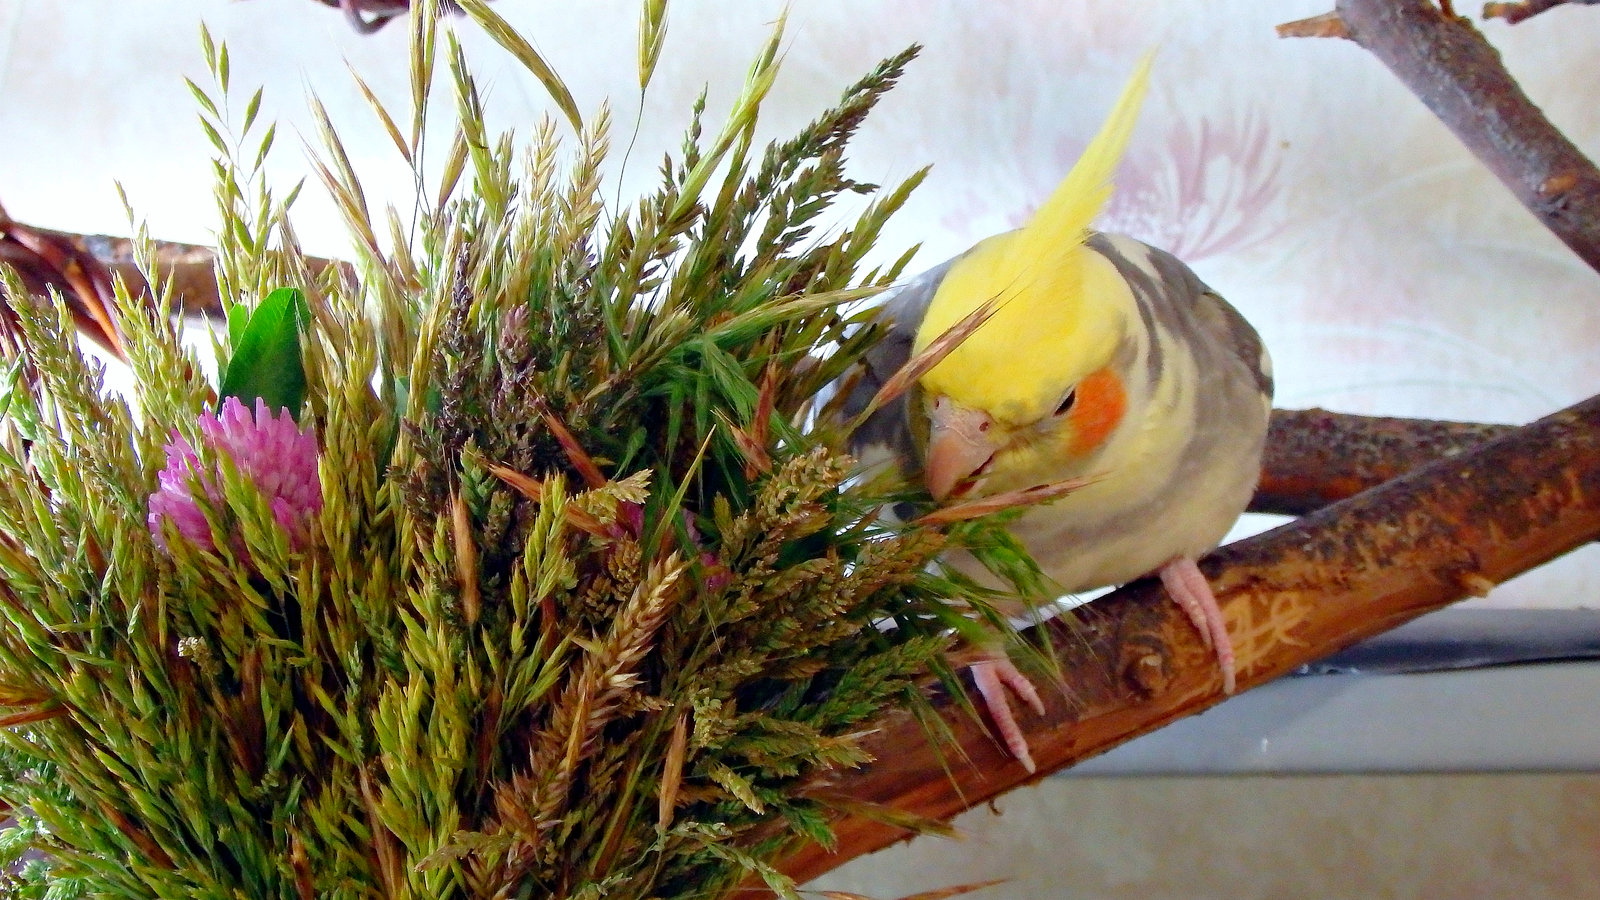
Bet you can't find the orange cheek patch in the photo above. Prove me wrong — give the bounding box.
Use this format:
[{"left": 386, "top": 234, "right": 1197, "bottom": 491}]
[{"left": 1067, "top": 367, "right": 1126, "bottom": 455}]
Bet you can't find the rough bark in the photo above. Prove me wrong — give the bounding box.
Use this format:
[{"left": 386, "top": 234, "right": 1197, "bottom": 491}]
[{"left": 1254, "top": 408, "right": 1513, "bottom": 515}]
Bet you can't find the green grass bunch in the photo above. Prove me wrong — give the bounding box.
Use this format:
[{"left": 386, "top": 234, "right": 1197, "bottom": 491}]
[{"left": 0, "top": 2, "right": 1021, "bottom": 899}]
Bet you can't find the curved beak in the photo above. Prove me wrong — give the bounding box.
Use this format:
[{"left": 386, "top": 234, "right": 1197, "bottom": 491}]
[{"left": 923, "top": 397, "right": 1002, "bottom": 501}]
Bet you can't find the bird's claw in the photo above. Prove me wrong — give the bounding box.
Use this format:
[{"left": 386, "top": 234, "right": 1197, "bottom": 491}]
[
  {"left": 970, "top": 656, "right": 1046, "bottom": 773},
  {"left": 1160, "top": 556, "right": 1237, "bottom": 694}
]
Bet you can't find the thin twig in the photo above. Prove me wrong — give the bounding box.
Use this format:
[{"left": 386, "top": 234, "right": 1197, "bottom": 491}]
[{"left": 1275, "top": 11, "right": 1351, "bottom": 38}]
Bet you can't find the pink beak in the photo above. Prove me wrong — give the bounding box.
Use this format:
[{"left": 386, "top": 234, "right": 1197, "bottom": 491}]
[{"left": 923, "top": 398, "right": 1001, "bottom": 501}]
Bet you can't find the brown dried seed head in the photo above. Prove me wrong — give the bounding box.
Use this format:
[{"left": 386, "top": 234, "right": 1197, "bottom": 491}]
[
  {"left": 912, "top": 476, "right": 1092, "bottom": 527},
  {"left": 658, "top": 711, "right": 689, "bottom": 831},
  {"left": 487, "top": 462, "right": 544, "bottom": 500},
  {"left": 451, "top": 488, "right": 481, "bottom": 625}
]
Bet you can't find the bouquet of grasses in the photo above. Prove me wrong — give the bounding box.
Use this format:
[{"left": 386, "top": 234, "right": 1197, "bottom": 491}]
[{"left": 0, "top": 2, "right": 1047, "bottom": 899}]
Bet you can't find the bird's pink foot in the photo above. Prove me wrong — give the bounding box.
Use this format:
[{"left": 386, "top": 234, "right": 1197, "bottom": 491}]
[
  {"left": 1159, "top": 556, "right": 1236, "bottom": 694},
  {"left": 970, "top": 654, "right": 1047, "bottom": 773}
]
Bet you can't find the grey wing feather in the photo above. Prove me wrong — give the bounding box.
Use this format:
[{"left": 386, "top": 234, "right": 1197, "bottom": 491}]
[
  {"left": 1085, "top": 233, "right": 1273, "bottom": 400},
  {"left": 1189, "top": 284, "right": 1274, "bottom": 400},
  {"left": 838, "top": 257, "right": 956, "bottom": 476}
]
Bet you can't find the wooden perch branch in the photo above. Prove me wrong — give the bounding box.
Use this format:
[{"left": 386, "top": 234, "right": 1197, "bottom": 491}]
[
  {"left": 1282, "top": 0, "right": 1600, "bottom": 275},
  {"left": 1254, "top": 408, "right": 1512, "bottom": 514},
  {"left": 5, "top": 226, "right": 244, "bottom": 321},
  {"left": 0, "top": 214, "right": 133, "bottom": 357},
  {"left": 777, "top": 391, "right": 1600, "bottom": 885}
]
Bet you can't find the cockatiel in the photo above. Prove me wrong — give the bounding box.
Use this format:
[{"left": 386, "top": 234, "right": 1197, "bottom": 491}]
[{"left": 844, "top": 56, "right": 1273, "bottom": 772}]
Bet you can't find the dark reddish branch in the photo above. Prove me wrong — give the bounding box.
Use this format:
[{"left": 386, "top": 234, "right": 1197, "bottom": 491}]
[
  {"left": 777, "top": 391, "right": 1600, "bottom": 886},
  {"left": 1301, "top": 0, "right": 1600, "bottom": 275},
  {"left": 1483, "top": 0, "right": 1600, "bottom": 24},
  {"left": 0, "top": 225, "right": 344, "bottom": 348},
  {"left": 1254, "top": 408, "right": 1512, "bottom": 515},
  {"left": 30, "top": 228, "right": 229, "bottom": 321},
  {"left": 0, "top": 218, "right": 131, "bottom": 358}
]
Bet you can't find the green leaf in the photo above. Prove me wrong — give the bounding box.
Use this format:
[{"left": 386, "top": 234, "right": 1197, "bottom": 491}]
[{"left": 218, "top": 287, "right": 309, "bottom": 420}]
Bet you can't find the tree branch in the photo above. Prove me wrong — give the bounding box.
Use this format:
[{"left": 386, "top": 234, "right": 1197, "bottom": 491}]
[
  {"left": 0, "top": 224, "right": 342, "bottom": 350},
  {"left": 1282, "top": 0, "right": 1600, "bottom": 276},
  {"left": 775, "top": 391, "right": 1600, "bottom": 886},
  {"left": 0, "top": 215, "right": 133, "bottom": 357},
  {"left": 1254, "top": 408, "right": 1512, "bottom": 515},
  {"left": 1482, "top": 0, "right": 1600, "bottom": 24}
]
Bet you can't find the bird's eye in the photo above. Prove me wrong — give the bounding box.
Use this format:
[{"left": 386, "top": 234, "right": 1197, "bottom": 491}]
[{"left": 1055, "top": 389, "right": 1077, "bottom": 416}]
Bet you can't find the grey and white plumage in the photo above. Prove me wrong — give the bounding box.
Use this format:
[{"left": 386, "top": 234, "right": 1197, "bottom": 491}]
[
  {"left": 846, "top": 232, "right": 1272, "bottom": 601},
  {"left": 839, "top": 230, "right": 1272, "bottom": 772}
]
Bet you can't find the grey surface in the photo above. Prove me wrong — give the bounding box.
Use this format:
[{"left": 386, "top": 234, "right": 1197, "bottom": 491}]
[
  {"left": 1069, "top": 661, "right": 1600, "bottom": 775},
  {"left": 1300, "top": 609, "right": 1600, "bottom": 675},
  {"left": 1062, "top": 608, "right": 1600, "bottom": 775}
]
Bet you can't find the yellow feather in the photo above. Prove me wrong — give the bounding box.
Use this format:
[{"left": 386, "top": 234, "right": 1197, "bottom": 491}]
[
  {"left": 916, "top": 52, "right": 1155, "bottom": 422},
  {"left": 1010, "top": 50, "right": 1154, "bottom": 277}
]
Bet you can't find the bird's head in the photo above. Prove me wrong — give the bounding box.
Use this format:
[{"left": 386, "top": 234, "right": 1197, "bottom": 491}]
[
  {"left": 907, "top": 51, "right": 1153, "bottom": 503},
  {"left": 912, "top": 238, "right": 1132, "bottom": 502}
]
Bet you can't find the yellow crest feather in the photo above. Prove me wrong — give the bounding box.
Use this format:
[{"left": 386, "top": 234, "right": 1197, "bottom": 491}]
[
  {"left": 1009, "top": 50, "right": 1153, "bottom": 276},
  {"left": 916, "top": 53, "right": 1154, "bottom": 422}
]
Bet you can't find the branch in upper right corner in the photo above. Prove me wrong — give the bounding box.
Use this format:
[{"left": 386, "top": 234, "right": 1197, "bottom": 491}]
[
  {"left": 1484, "top": 0, "right": 1600, "bottom": 24},
  {"left": 1281, "top": 0, "right": 1600, "bottom": 277}
]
